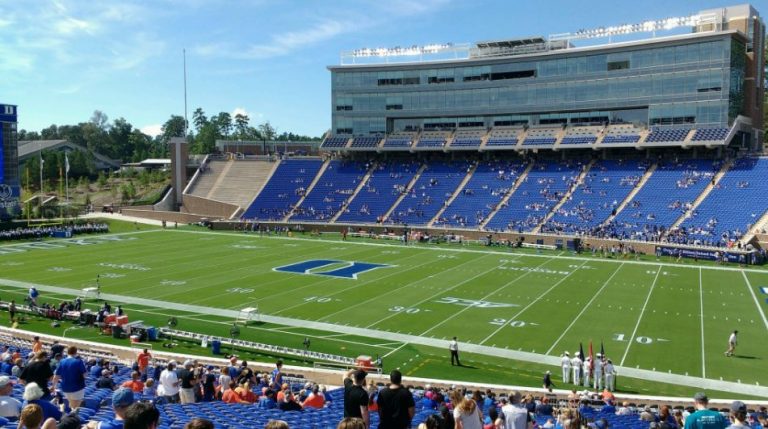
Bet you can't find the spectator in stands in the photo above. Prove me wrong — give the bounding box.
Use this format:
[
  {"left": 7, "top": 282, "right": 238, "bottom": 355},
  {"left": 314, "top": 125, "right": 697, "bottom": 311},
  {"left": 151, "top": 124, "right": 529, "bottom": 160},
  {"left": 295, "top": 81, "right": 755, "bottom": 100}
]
[
  {"left": 343, "top": 369, "right": 369, "bottom": 428},
  {"left": 159, "top": 361, "right": 180, "bottom": 403},
  {"left": 121, "top": 371, "right": 144, "bottom": 393},
  {"left": 337, "top": 418, "right": 366, "bottom": 429},
  {"left": 0, "top": 355, "right": 12, "bottom": 375},
  {"left": 535, "top": 397, "right": 553, "bottom": 416},
  {"left": 136, "top": 349, "right": 151, "bottom": 379},
  {"left": 438, "top": 404, "right": 454, "bottom": 429},
  {"left": 271, "top": 360, "right": 284, "bottom": 386},
  {"left": 658, "top": 406, "right": 676, "bottom": 428},
  {"left": 31, "top": 337, "right": 42, "bottom": 355},
  {"left": 86, "top": 388, "right": 135, "bottom": 429},
  {"left": 257, "top": 389, "right": 277, "bottom": 409},
  {"left": 52, "top": 346, "right": 86, "bottom": 410},
  {"left": 17, "top": 404, "right": 57, "bottom": 429},
  {"left": 236, "top": 361, "right": 256, "bottom": 386},
  {"left": 201, "top": 366, "right": 216, "bottom": 402},
  {"left": 89, "top": 359, "right": 104, "bottom": 379},
  {"left": 19, "top": 352, "right": 53, "bottom": 400},
  {"left": 182, "top": 419, "right": 214, "bottom": 429},
  {"left": 418, "top": 415, "right": 441, "bottom": 429},
  {"left": 485, "top": 407, "right": 503, "bottom": 429},
  {"left": 685, "top": 393, "right": 727, "bottom": 429},
  {"left": 302, "top": 385, "right": 325, "bottom": 409},
  {"left": 279, "top": 391, "right": 302, "bottom": 412},
  {"left": 450, "top": 390, "right": 482, "bottom": 429},
  {"left": 500, "top": 391, "right": 530, "bottom": 429},
  {"left": 0, "top": 376, "right": 21, "bottom": 418},
  {"left": 142, "top": 379, "right": 155, "bottom": 400},
  {"left": 221, "top": 381, "right": 246, "bottom": 404},
  {"left": 123, "top": 402, "right": 160, "bottom": 429},
  {"left": 236, "top": 381, "right": 257, "bottom": 404},
  {"left": 377, "top": 369, "right": 415, "bottom": 429},
  {"left": 177, "top": 360, "right": 197, "bottom": 404},
  {"left": 12, "top": 358, "right": 24, "bottom": 378},
  {"left": 96, "top": 369, "right": 117, "bottom": 390},
  {"left": 640, "top": 407, "right": 656, "bottom": 422},
  {"left": 49, "top": 341, "right": 64, "bottom": 361},
  {"left": 264, "top": 421, "right": 289, "bottom": 429},
  {"left": 22, "top": 383, "right": 59, "bottom": 422},
  {"left": 726, "top": 401, "right": 749, "bottom": 429}
]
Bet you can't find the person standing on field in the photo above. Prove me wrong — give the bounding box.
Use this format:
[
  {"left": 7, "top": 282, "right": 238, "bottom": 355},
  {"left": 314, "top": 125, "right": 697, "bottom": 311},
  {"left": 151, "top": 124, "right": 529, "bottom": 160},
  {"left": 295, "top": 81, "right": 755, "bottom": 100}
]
[
  {"left": 725, "top": 330, "right": 738, "bottom": 357},
  {"left": 449, "top": 337, "right": 461, "bottom": 366},
  {"left": 560, "top": 352, "right": 570, "bottom": 384}
]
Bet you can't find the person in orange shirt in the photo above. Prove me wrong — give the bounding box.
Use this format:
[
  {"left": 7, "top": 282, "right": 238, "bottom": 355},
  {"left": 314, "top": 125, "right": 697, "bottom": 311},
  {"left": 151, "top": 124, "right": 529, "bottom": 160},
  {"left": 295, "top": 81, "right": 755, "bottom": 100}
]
[
  {"left": 136, "top": 349, "right": 152, "bottom": 377},
  {"left": 31, "top": 337, "right": 43, "bottom": 354},
  {"left": 121, "top": 371, "right": 145, "bottom": 393},
  {"left": 276, "top": 384, "right": 289, "bottom": 402},
  {"left": 222, "top": 382, "right": 248, "bottom": 404},
  {"left": 235, "top": 381, "right": 257, "bottom": 404},
  {"left": 301, "top": 385, "right": 325, "bottom": 409}
]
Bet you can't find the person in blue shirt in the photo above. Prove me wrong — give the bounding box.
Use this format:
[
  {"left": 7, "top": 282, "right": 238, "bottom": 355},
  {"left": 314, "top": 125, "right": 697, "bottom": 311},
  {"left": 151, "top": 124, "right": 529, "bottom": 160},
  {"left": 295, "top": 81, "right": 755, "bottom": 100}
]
[
  {"left": 22, "top": 382, "right": 61, "bottom": 422},
  {"left": 0, "top": 356, "right": 12, "bottom": 375},
  {"left": 271, "top": 360, "right": 283, "bottom": 386},
  {"left": 684, "top": 393, "right": 727, "bottom": 429},
  {"left": 257, "top": 389, "right": 278, "bottom": 409},
  {"left": 85, "top": 388, "right": 134, "bottom": 429},
  {"left": 52, "top": 346, "right": 87, "bottom": 410},
  {"left": 89, "top": 360, "right": 104, "bottom": 378}
]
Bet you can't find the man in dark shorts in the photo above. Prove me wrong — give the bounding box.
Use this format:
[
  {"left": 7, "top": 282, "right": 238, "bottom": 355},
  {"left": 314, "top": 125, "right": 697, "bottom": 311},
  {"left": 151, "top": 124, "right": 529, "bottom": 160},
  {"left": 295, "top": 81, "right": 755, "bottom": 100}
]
[
  {"left": 377, "top": 369, "right": 415, "bottom": 429},
  {"left": 343, "top": 369, "right": 369, "bottom": 428}
]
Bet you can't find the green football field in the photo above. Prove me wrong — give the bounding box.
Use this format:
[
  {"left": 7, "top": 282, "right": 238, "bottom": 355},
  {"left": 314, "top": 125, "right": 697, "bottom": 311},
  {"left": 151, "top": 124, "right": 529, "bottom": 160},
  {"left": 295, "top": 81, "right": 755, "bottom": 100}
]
[{"left": 0, "top": 225, "right": 767, "bottom": 397}]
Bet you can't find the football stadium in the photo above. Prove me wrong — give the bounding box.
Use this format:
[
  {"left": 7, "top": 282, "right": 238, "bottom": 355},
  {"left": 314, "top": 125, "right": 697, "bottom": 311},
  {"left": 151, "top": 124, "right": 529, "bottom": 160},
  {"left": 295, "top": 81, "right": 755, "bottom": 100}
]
[{"left": 1, "top": 3, "right": 768, "bottom": 429}]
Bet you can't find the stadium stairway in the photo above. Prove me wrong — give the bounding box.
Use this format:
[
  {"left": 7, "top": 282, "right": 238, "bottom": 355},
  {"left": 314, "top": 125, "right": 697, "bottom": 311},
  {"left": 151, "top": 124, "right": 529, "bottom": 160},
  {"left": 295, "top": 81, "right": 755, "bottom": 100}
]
[
  {"left": 681, "top": 128, "right": 697, "bottom": 146},
  {"left": 381, "top": 164, "right": 427, "bottom": 223},
  {"left": 480, "top": 161, "right": 536, "bottom": 230},
  {"left": 743, "top": 212, "right": 768, "bottom": 247},
  {"left": 205, "top": 160, "right": 236, "bottom": 199},
  {"left": 666, "top": 158, "right": 733, "bottom": 232},
  {"left": 549, "top": 126, "right": 569, "bottom": 150},
  {"left": 599, "top": 162, "right": 657, "bottom": 228},
  {"left": 185, "top": 160, "right": 228, "bottom": 197},
  {"left": 330, "top": 162, "right": 378, "bottom": 222},
  {"left": 478, "top": 131, "right": 491, "bottom": 150},
  {"left": 532, "top": 159, "right": 595, "bottom": 234},
  {"left": 281, "top": 158, "right": 331, "bottom": 222},
  {"left": 427, "top": 161, "right": 478, "bottom": 227}
]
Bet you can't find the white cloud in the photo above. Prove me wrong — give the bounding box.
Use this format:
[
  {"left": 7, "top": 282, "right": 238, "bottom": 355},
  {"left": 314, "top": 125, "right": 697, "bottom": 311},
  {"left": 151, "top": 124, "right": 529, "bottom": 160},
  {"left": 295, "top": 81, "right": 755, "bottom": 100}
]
[
  {"left": 244, "top": 19, "right": 347, "bottom": 59},
  {"left": 141, "top": 124, "right": 163, "bottom": 137},
  {"left": 231, "top": 107, "right": 250, "bottom": 118}
]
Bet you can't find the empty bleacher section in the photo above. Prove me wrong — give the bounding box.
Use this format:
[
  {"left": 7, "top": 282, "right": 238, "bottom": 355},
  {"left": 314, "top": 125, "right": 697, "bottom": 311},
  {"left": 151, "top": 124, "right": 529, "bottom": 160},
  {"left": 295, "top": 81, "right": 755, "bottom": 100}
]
[
  {"left": 336, "top": 160, "right": 420, "bottom": 223},
  {"left": 609, "top": 159, "right": 721, "bottom": 241},
  {"left": 485, "top": 160, "right": 583, "bottom": 232},
  {"left": 449, "top": 129, "right": 485, "bottom": 149},
  {"left": 206, "top": 160, "right": 277, "bottom": 208},
  {"left": 542, "top": 160, "right": 646, "bottom": 235},
  {"left": 382, "top": 132, "right": 416, "bottom": 149},
  {"left": 644, "top": 127, "right": 691, "bottom": 145},
  {"left": 320, "top": 135, "right": 350, "bottom": 149},
  {"left": 435, "top": 160, "right": 526, "bottom": 229},
  {"left": 241, "top": 159, "right": 324, "bottom": 220},
  {"left": 484, "top": 127, "right": 522, "bottom": 149},
  {"left": 560, "top": 125, "right": 601, "bottom": 146},
  {"left": 601, "top": 124, "right": 643, "bottom": 145},
  {"left": 387, "top": 161, "right": 472, "bottom": 225},
  {"left": 349, "top": 135, "right": 382, "bottom": 149},
  {"left": 522, "top": 126, "right": 561, "bottom": 147},
  {"left": 691, "top": 127, "right": 730, "bottom": 143},
  {"left": 290, "top": 160, "right": 368, "bottom": 221},
  {"left": 415, "top": 131, "right": 450, "bottom": 149},
  {"left": 678, "top": 157, "right": 768, "bottom": 246},
  {"left": 185, "top": 160, "right": 228, "bottom": 198}
]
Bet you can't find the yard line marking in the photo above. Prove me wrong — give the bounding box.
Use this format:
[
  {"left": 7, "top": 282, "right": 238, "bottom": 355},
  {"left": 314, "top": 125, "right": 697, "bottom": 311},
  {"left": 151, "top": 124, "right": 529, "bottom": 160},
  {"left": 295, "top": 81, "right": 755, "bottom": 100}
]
[
  {"left": 741, "top": 271, "right": 768, "bottom": 332},
  {"left": 699, "top": 268, "right": 706, "bottom": 378},
  {"left": 422, "top": 257, "right": 561, "bottom": 338},
  {"left": 620, "top": 265, "right": 662, "bottom": 366},
  {"left": 476, "top": 260, "right": 588, "bottom": 345},
  {"left": 382, "top": 342, "right": 410, "bottom": 358},
  {"left": 544, "top": 262, "right": 624, "bottom": 355},
  {"left": 363, "top": 256, "right": 545, "bottom": 330}
]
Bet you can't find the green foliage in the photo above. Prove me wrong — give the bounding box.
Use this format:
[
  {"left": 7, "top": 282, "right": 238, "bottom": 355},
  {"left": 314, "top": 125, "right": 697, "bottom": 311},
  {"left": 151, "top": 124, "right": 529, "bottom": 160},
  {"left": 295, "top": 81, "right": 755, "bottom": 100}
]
[{"left": 97, "top": 171, "right": 107, "bottom": 188}]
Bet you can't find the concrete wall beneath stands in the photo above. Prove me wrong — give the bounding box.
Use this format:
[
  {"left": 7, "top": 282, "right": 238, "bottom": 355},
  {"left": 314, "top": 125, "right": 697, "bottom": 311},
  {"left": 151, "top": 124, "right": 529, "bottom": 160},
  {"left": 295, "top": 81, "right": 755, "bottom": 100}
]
[
  {"left": 120, "top": 209, "right": 208, "bottom": 224},
  {"left": 181, "top": 194, "right": 239, "bottom": 219}
]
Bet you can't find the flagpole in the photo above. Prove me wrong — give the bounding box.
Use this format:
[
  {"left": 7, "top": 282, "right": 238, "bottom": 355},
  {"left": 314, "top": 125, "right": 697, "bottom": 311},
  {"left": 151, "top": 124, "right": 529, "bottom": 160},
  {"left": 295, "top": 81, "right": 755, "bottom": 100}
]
[
  {"left": 38, "top": 142, "right": 44, "bottom": 207},
  {"left": 65, "top": 153, "right": 69, "bottom": 204}
]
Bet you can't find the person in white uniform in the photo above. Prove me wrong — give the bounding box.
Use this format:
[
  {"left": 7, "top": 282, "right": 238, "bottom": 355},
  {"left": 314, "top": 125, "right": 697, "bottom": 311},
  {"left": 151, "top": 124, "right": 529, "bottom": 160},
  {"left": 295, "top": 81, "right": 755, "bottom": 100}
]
[
  {"left": 604, "top": 359, "right": 615, "bottom": 391},
  {"left": 560, "top": 352, "right": 571, "bottom": 384},
  {"left": 593, "top": 354, "right": 603, "bottom": 390},
  {"left": 571, "top": 352, "right": 582, "bottom": 386},
  {"left": 582, "top": 357, "right": 591, "bottom": 388},
  {"left": 725, "top": 330, "right": 738, "bottom": 357}
]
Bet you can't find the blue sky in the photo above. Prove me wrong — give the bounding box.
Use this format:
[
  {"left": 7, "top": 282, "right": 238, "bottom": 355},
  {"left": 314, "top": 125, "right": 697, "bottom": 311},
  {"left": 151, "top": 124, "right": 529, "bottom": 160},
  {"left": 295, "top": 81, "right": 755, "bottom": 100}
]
[{"left": 1, "top": 0, "right": 759, "bottom": 137}]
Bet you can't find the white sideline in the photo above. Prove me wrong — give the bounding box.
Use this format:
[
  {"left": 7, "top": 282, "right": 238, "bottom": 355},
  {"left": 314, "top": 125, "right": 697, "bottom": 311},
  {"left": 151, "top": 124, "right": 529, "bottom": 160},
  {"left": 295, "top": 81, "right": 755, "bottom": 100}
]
[{"left": 1, "top": 278, "right": 767, "bottom": 398}]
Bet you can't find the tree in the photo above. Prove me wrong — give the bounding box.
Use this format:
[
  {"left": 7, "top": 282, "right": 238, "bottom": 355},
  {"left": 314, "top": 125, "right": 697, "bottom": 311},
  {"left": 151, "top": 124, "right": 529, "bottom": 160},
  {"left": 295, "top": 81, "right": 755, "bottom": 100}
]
[
  {"left": 90, "top": 110, "right": 110, "bottom": 131},
  {"left": 215, "top": 112, "right": 233, "bottom": 137},
  {"left": 258, "top": 121, "right": 276, "bottom": 141},
  {"left": 161, "top": 115, "right": 186, "bottom": 142},
  {"left": 192, "top": 108, "right": 208, "bottom": 134},
  {"left": 234, "top": 113, "right": 250, "bottom": 139}
]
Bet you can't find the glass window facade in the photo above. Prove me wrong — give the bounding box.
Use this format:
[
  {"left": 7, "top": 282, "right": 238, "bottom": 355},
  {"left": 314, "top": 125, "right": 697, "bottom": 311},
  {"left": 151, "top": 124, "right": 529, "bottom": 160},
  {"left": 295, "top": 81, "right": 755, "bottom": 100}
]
[{"left": 331, "top": 34, "right": 745, "bottom": 135}]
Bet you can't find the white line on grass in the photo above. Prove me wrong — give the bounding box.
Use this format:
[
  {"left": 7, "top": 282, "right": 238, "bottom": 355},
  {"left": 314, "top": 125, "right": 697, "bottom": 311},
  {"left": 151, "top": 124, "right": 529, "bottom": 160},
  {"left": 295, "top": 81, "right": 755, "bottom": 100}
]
[
  {"left": 741, "top": 271, "right": 768, "bottom": 332},
  {"left": 382, "top": 342, "right": 410, "bottom": 358},
  {"left": 473, "top": 260, "right": 586, "bottom": 345},
  {"left": 422, "top": 257, "right": 560, "bottom": 338},
  {"left": 363, "top": 256, "right": 530, "bottom": 330},
  {"left": 545, "top": 262, "right": 624, "bottom": 355},
  {"left": 620, "top": 265, "right": 662, "bottom": 366},
  {"left": 699, "top": 268, "right": 706, "bottom": 378}
]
